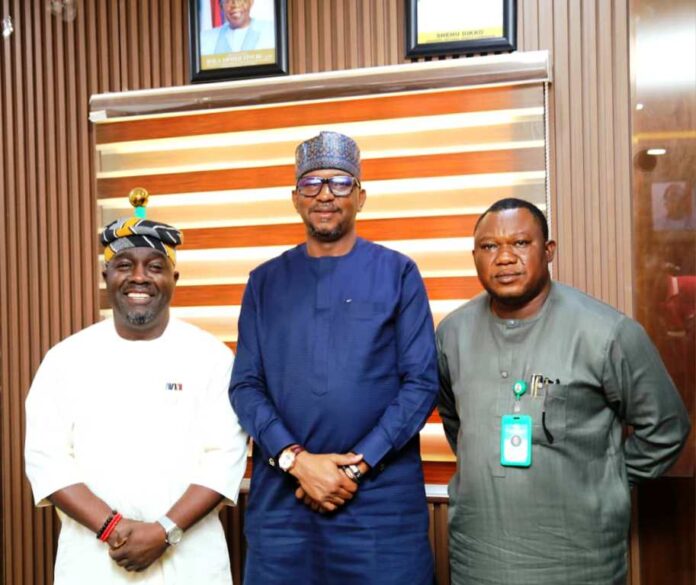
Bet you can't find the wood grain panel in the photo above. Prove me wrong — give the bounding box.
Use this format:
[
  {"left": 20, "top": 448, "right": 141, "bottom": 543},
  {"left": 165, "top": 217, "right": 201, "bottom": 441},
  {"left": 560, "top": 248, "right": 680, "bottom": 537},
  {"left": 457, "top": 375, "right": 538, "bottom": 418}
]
[
  {"left": 97, "top": 149, "right": 544, "bottom": 199},
  {"left": 424, "top": 276, "right": 482, "bottom": 300},
  {"left": 95, "top": 84, "right": 542, "bottom": 144},
  {"left": 25, "top": 2, "right": 43, "bottom": 582},
  {"left": 430, "top": 499, "right": 451, "bottom": 585},
  {"left": 290, "top": 0, "right": 408, "bottom": 71},
  {"left": 423, "top": 462, "right": 456, "bottom": 485},
  {"left": 98, "top": 164, "right": 295, "bottom": 198},
  {"left": 516, "top": 2, "right": 653, "bottom": 583},
  {"left": 428, "top": 410, "right": 442, "bottom": 424},
  {"left": 6, "top": 3, "right": 23, "bottom": 582},
  {"left": 179, "top": 221, "right": 296, "bottom": 249},
  {"left": 637, "top": 478, "right": 694, "bottom": 585},
  {"left": 1, "top": 1, "right": 188, "bottom": 582},
  {"left": 517, "top": 0, "right": 633, "bottom": 313},
  {"left": 365, "top": 149, "right": 545, "bottom": 181},
  {"left": 172, "top": 283, "right": 247, "bottom": 307},
  {"left": 220, "top": 492, "right": 247, "bottom": 585},
  {"left": 180, "top": 215, "right": 478, "bottom": 250}
]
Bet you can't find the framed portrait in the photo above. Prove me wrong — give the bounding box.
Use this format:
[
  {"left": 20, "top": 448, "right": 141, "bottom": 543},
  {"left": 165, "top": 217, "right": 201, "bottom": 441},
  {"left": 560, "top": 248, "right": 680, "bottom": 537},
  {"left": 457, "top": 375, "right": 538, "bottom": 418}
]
[
  {"left": 189, "top": 0, "right": 288, "bottom": 83},
  {"left": 651, "top": 181, "right": 696, "bottom": 232},
  {"left": 405, "top": 0, "right": 516, "bottom": 59}
]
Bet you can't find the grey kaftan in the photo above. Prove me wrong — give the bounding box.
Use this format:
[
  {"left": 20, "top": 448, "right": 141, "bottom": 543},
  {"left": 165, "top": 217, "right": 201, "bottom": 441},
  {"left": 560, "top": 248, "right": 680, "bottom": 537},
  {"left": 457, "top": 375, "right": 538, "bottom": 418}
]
[{"left": 436, "top": 283, "right": 690, "bottom": 585}]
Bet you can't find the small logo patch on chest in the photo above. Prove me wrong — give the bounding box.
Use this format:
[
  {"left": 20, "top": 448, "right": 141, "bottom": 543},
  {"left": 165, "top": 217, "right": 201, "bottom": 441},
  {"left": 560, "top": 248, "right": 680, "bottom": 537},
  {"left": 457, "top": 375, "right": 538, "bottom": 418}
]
[{"left": 165, "top": 382, "right": 183, "bottom": 391}]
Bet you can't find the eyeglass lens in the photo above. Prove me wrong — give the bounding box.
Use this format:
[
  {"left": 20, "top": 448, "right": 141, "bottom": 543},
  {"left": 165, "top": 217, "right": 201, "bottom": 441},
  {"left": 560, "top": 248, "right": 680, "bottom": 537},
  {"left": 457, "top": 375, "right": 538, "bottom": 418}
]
[{"left": 297, "top": 176, "right": 357, "bottom": 197}]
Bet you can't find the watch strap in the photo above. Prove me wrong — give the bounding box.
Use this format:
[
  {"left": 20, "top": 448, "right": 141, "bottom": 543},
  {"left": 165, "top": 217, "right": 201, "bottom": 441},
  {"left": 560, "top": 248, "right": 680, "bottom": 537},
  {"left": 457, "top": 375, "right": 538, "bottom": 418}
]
[
  {"left": 343, "top": 464, "right": 363, "bottom": 484},
  {"left": 278, "top": 444, "right": 305, "bottom": 472},
  {"left": 157, "top": 515, "right": 181, "bottom": 544}
]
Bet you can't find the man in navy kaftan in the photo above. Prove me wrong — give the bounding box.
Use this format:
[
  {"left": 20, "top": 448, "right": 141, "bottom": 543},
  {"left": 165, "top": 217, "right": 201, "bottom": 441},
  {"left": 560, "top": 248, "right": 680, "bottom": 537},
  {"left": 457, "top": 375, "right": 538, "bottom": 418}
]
[{"left": 230, "top": 131, "right": 438, "bottom": 584}]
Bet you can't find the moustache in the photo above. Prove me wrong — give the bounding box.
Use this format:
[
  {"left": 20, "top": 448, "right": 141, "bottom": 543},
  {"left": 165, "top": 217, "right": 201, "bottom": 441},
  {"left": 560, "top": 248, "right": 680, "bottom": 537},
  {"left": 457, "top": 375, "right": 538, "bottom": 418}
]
[
  {"left": 122, "top": 284, "right": 156, "bottom": 294},
  {"left": 310, "top": 205, "right": 340, "bottom": 213}
]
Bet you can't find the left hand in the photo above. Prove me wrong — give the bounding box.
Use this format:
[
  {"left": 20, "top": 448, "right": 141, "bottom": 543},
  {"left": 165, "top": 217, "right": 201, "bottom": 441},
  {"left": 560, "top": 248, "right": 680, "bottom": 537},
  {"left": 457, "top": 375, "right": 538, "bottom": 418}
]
[
  {"left": 108, "top": 518, "right": 168, "bottom": 572},
  {"left": 289, "top": 451, "right": 362, "bottom": 512},
  {"left": 295, "top": 486, "right": 322, "bottom": 512}
]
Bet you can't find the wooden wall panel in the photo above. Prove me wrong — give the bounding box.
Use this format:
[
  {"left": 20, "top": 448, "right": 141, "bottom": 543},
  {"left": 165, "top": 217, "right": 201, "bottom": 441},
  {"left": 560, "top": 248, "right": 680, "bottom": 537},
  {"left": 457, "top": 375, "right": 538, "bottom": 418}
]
[
  {"left": 638, "top": 479, "right": 695, "bottom": 585},
  {"left": 0, "top": 1, "right": 640, "bottom": 584},
  {"left": 0, "top": 0, "right": 100, "bottom": 581},
  {"left": 289, "top": 0, "right": 403, "bottom": 73},
  {"left": 517, "top": 0, "right": 633, "bottom": 313},
  {"left": 0, "top": 1, "right": 191, "bottom": 582}
]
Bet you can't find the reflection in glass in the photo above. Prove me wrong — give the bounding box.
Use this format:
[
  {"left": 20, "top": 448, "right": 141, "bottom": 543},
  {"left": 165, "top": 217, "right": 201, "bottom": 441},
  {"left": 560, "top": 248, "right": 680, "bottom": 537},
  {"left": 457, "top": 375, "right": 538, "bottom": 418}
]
[{"left": 632, "top": 0, "right": 695, "bottom": 477}]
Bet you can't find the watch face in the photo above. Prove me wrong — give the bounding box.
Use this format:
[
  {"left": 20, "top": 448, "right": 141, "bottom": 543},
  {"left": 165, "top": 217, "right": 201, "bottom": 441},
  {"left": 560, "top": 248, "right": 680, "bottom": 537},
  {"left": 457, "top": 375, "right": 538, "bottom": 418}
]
[
  {"left": 167, "top": 526, "right": 183, "bottom": 545},
  {"left": 278, "top": 450, "right": 295, "bottom": 472}
]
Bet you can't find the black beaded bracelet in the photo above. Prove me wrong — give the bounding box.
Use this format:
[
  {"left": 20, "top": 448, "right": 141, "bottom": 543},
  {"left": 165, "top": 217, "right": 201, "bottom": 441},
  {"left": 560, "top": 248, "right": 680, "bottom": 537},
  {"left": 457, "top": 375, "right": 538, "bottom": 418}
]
[{"left": 95, "top": 510, "right": 118, "bottom": 540}]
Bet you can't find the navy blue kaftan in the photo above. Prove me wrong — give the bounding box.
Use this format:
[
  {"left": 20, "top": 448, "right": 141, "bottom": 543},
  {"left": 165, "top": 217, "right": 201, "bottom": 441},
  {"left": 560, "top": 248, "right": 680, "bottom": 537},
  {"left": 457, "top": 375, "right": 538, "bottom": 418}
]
[{"left": 230, "top": 238, "right": 438, "bottom": 585}]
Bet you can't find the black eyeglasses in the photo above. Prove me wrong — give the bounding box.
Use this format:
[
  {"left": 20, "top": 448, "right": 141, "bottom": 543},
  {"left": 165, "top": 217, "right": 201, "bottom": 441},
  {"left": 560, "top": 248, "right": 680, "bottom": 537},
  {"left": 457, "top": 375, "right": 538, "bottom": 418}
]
[{"left": 296, "top": 175, "right": 360, "bottom": 198}]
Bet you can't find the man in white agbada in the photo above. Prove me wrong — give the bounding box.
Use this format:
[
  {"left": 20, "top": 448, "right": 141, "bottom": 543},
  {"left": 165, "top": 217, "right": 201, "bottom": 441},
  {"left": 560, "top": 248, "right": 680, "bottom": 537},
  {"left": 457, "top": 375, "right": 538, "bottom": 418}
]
[{"left": 25, "top": 214, "right": 248, "bottom": 584}]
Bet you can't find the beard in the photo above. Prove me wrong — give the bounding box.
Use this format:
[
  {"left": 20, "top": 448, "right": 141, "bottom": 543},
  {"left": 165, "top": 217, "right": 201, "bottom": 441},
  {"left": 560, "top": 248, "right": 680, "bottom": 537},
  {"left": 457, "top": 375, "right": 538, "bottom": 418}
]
[
  {"left": 110, "top": 291, "right": 164, "bottom": 329},
  {"left": 125, "top": 309, "right": 156, "bottom": 326},
  {"left": 307, "top": 223, "right": 345, "bottom": 242},
  {"left": 304, "top": 206, "right": 354, "bottom": 243}
]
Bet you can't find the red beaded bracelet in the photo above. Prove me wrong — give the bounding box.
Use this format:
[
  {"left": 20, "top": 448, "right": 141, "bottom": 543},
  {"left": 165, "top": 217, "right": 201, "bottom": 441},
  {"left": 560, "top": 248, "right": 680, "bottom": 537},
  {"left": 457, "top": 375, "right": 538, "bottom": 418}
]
[{"left": 99, "top": 512, "right": 123, "bottom": 542}]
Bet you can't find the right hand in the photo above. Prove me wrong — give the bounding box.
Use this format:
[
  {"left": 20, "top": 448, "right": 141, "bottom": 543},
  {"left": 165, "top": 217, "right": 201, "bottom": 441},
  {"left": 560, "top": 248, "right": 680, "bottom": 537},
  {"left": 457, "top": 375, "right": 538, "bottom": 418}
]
[
  {"left": 108, "top": 518, "right": 168, "bottom": 572},
  {"left": 290, "top": 452, "right": 362, "bottom": 512},
  {"left": 106, "top": 522, "right": 129, "bottom": 550}
]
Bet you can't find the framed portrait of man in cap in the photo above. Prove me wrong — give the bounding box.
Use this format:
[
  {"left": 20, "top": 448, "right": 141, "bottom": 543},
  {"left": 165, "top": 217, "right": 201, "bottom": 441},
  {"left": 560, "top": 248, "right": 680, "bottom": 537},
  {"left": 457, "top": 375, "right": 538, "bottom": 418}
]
[{"left": 188, "top": 0, "right": 288, "bottom": 83}]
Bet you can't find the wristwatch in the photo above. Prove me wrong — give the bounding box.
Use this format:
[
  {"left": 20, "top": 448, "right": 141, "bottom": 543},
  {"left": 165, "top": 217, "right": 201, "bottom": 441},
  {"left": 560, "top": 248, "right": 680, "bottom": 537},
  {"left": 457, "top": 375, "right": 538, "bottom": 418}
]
[
  {"left": 343, "top": 463, "right": 364, "bottom": 484},
  {"left": 157, "top": 515, "right": 183, "bottom": 545},
  {"left": 278, "top": 444, "right": 305, "bottom": 473}
]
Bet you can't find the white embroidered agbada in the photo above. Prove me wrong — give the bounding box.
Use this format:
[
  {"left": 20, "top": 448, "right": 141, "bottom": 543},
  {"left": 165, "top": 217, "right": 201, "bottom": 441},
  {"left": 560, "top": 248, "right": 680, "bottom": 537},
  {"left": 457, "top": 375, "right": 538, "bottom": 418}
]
[{"left": 25, "top": 317, "right": 248, "bottom": 585}]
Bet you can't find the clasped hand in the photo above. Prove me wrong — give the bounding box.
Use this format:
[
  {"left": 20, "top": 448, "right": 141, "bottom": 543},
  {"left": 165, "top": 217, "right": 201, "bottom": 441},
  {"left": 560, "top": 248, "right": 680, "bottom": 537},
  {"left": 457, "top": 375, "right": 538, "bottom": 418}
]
[
  {"left": 107, "top": 518, "right": 168, "bottom": 572},
  {"left": 290, "top": 452, "right": 365, "bottom": 513}
]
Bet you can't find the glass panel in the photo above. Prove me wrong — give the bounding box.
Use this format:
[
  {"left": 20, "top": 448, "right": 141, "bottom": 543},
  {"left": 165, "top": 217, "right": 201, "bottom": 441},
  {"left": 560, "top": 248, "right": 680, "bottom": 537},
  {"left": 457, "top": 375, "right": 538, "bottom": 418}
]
[{"left": 631, "top": 0, "right": 695, "bottom": 475}]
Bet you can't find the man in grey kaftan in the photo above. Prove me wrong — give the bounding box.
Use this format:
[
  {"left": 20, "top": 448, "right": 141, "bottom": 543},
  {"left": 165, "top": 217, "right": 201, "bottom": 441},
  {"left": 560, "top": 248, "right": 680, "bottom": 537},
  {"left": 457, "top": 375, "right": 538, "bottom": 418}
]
[{"left": 437, "top": 198, "right": 690, "bottom": 585}]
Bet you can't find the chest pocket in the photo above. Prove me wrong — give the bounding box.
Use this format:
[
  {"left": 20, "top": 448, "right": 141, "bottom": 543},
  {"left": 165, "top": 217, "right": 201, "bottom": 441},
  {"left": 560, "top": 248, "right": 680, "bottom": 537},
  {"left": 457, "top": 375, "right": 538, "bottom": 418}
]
[
  {"left": 338, "top": 301, "right": 390, "bottom": 367},
  {"left": 527, "top": 383, "right": 568, "bottom": 445}
]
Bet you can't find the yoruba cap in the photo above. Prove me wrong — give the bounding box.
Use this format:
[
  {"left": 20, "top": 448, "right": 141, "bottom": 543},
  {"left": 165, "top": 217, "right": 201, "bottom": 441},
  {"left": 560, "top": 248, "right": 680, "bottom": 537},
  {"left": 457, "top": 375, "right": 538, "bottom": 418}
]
[
  {"left": 295, "top": 131, "right": 361, "bottom": 180},
  {"left": 100, "top": 217, "right": 183, "bottom": 265}
]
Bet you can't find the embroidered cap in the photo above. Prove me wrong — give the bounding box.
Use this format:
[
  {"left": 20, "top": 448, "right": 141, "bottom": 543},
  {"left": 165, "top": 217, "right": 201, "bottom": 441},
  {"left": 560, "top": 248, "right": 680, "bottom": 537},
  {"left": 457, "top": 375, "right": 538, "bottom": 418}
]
[
  {"left": 295, "top": 131, "right": 361, "bottom": 180},
  {"left": 100, "top": 217, "right": 183, "bottom": 265}
]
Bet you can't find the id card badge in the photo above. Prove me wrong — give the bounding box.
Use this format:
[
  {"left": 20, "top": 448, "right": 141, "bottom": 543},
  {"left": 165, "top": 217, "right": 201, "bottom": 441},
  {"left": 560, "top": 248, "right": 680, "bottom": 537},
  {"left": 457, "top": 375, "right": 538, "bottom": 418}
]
[{"left": 500, "top": 414, "right": 532, "bottom": 467}]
